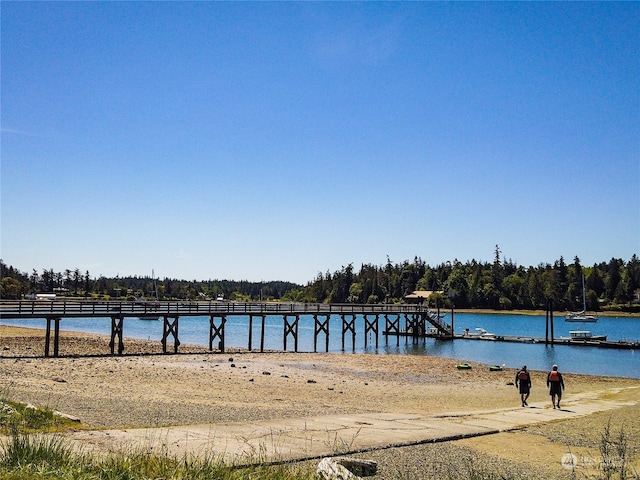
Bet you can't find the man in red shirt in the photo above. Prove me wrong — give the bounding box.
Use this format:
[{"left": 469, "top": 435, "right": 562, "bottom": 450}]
[
  {"left": 547, "top": 364, "right": 565, "bottom": 409},
  {"left": 515, "top": 365, "right": 531, "bottom": 407}
]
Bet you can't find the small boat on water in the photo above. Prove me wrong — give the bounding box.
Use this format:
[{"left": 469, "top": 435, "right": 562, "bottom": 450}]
[
  {"left": 565, "top": 274, "right": 598, "bottom": 322},
  {"left": 565, "top": 311, "right": 599, "bottom": 323},
  {"left": 426, "top": 326, "right": 439, "bottom": 336},
  {"left": 464, "top": 327, "right": 498, "bottom": 340},
  {"left": 561, "top": 330, "right": 607, "bottom": 342},
  {"left": 383, "top": 325, "right": 447, "bottom": 337}
]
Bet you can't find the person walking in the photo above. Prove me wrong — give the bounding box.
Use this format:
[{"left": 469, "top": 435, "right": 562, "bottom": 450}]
[
  {"left": 547, "top": 364, "right": 565, "bottom": 409},
  {"left": 515, "top": 365, "right": 531, "bottom": 407}
]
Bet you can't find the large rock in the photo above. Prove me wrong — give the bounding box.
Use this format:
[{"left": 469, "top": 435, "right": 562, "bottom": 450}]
[
  {"left": 317, "top": 457, "right": 378, "bottom": 479},
  {"left": 335, "top": 457, "right": 378, "bottom": 476}
]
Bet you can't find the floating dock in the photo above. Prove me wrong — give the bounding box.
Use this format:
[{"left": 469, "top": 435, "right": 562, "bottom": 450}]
[
  {"left": 455, "top": 333, "right": 640, "bottom": 350},
  {"left": 385, "top": 330, "right": 640, "bottom": 350}
]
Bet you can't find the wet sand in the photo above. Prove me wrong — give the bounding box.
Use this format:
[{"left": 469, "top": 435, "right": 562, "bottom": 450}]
[{"left": 2, "top": 324, "right": 637, "bottom": 427}]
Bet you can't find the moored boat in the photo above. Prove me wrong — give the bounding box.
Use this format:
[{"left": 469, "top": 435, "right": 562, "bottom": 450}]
[
  {"left": 565, "top": 311, "right": 599, "bottom": 322},
  {"left": 565, "top": 273, "right": 598, "bottom": 322},
  {"left": 465, "top": 327, "right": 498, "bottom": 340},
  {"left": 565, "top": 330, "right": 607, "bottom": 342}
]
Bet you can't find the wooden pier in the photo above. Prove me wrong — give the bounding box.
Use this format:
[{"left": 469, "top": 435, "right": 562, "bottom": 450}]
[
  {"left": 2, "top": 300, "right": 637, "bottom": 357},
  {"left": 0, "top": 300, "right": 453, "bottom": 357}
]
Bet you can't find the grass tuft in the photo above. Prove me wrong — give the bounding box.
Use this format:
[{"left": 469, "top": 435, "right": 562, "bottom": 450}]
[
  {"left": 1, "top": 431, "right": 77, "bottom": 470},
  {"left": 0, "top": 430, "right": 318, "bottom": 480}
]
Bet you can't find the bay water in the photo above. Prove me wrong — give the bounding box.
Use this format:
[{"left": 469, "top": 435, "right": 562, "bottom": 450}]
[{"left": 2, "top": 312, "right": 639, "bottom": 379}]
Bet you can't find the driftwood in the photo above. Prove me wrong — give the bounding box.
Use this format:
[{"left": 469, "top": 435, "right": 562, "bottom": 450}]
[{"left": 317, "top": 457, "right": 378, "bottom": 479}]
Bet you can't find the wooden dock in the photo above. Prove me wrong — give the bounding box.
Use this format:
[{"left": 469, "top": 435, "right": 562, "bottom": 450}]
[
  {"left": 2, "top": 300, "right": 637, "bottom": 356},
  {"left": 0, "top": 299, "right": 454, "bottom": 357}
]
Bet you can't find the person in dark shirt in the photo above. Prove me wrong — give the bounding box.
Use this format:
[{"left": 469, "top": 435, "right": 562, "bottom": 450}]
[
  {"left": 547, "top": 364, "right": 565, "bottom": 409},
  {"left": 515, "top": 365, "right": 532, "bottom": 407}
]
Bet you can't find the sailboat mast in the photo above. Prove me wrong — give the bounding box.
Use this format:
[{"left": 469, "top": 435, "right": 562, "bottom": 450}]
[
  {"left": 582, "top": 273, "right": 587, "bottom": 312},
  {"left": 152, "top": 269, "right": 158, "bottom": 301}
]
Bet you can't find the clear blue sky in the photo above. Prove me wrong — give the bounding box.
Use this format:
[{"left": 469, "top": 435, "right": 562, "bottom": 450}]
[{"left": 1, "top": 2, "right": 638, "bottom": 284}]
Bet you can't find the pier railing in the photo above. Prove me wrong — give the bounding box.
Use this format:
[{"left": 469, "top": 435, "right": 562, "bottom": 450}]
[{"left": 0, "top": 299, "right": 439, "bottom": 319}]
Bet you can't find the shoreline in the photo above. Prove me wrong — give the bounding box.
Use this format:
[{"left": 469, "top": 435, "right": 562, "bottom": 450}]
[
  {"left": 3, "top": 322, "right": 639, "bottom": 379},
  {"left": 453, "top": 308, "right": 640, "bottom": 317}
]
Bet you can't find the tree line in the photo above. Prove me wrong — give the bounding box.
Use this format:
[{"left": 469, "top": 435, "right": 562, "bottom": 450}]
[
  {"left": 0, "top": 262, "right": 299, "bottom": 303},
  {"left": 288, "top": 249, "right": 640, "bottom": 313},
  {"left": 1, "top": 247, "right": 639, "bottom": 313}
]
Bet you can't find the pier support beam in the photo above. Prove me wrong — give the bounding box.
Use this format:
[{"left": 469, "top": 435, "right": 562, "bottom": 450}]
[
  {"left": 109, "top": 315, "right": 124, "bottom": 355},
  {"left": 260, "top": 315, "right": 266, "bottom": 352},
  {"left": 209, "top": 315, "right": 226, "bottom": 352},
  {"left": 451, "top": 306, "right": 455, "bottom": 339},
  {"left": 341, "top": 314, "right": 356, "bottom": 352},
  {"left": 313, "top": 314, "right": 330, "bottom": 353},
  {"left": 162, "top": 316, "right": 180, "bottom": 353},
  {"left": 248, "top": 315, "right": 266, "bottom": 352},
  {"left": 44, "top": 317, "right": 61, "bottom": 357},
  {"left": 364, "top": 314, "right": 379, "bottom": 349},
  {"left": 109, "top": 315, "right": 125, "bottom": 355},
  {"left": 283, "top": 315, "right": 299, "bottom": 352},
  {"left": 545, "top": 298, "right": 555, "bottom": 345},
  {"left": 404, "top": 314, "right": 424, "bottom": 343},
  {"left": 384, "top": 314, "right": 400, "bottom": 346}
]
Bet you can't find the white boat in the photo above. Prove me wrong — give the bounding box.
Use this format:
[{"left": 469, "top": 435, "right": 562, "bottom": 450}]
[
  {"left": 565, "top": 273, "right": 598, "bottom": 322},
  {"left": 464, "top": 328, "right": 498, "bottom": 340},
  {"left": 565, "top": 310, "right": 598, "bottom": 322},
  {"left": 138, "top": 270, "right": 160, "bottom": 321},
  {"left": 565, "top": 312, "right": 599, "bottom": 322},
  {"left": 425, "top": 326, "right": 439, "bottom": 336},
  {"left": 566, "top": 330, "right": 607, "bottom": 342},
  {"left": 477, "top": 328, "right": 498, "bottom": 340}
]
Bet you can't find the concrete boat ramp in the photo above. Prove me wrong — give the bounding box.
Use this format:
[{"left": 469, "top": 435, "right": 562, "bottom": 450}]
[{"left": 65, "top": 387, "right": 638, "bottom": 466}]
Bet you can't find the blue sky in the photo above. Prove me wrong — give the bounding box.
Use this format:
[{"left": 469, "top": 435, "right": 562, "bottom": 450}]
[{"left": 1, "top": 2, "right": 638, "bottom": 284}]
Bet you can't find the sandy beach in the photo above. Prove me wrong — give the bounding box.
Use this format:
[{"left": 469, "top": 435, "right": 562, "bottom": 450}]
[{"left": 2, "top": 325, "right": 639, "bottom": 479}]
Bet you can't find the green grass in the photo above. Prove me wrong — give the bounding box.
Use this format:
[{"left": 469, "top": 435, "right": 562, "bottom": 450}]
[
  {"left": 0, "top": 400, "right": 78, "bottom": 434},
  {"left": 0, "top": 431, "right": 319, "bottom": 480}
]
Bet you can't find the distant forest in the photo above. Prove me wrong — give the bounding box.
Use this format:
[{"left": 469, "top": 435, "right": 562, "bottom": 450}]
[{"left": 1, "top": 247, "right": 639, "bottom": 313}]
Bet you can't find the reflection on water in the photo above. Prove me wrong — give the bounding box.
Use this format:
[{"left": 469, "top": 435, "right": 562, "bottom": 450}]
[
  {"left": 542, "top": 345, "right": 558, "bottom": 367},
  {"left": 2, "top": 312, "right": 639, "bottom": 378}
]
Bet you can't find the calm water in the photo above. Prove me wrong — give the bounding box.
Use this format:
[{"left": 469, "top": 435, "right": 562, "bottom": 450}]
[{"left": 2, "top": 312, "right": 639, "bottom": 379}]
